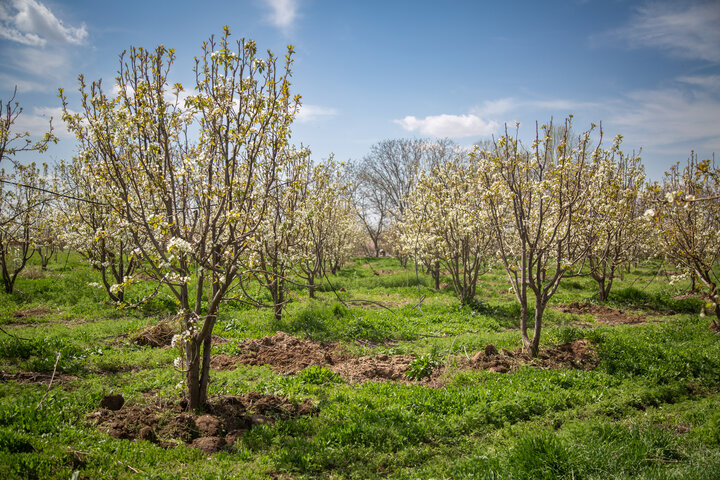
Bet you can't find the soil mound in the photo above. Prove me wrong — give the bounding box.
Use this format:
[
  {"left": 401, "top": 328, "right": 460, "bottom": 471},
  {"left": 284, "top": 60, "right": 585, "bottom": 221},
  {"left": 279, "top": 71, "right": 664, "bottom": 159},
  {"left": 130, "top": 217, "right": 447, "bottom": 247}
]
[
  {"left": 331, "top": 354, "right": 416, "bottom": 383},
  {"left": 470, "top": 339, "right": 598, "bottom": 373},
  {"left": 556, "top": 301, "right": 645, "bottom": 324},
  {"left": 215, "top": 333, "right": 425, "bottom": 383},
  {"left": 88, "top": 393, "right": 317, "bottom": 453},
  {"left": 228, "top": 331, "right": 347, "bottom": 374}
]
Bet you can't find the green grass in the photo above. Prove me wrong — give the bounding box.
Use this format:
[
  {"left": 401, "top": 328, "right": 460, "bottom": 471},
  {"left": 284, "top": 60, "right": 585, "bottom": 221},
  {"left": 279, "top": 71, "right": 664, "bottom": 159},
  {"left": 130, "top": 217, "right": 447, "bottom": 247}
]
[{"left": 1, "top": 253, "right": 719, "bottom": 478}]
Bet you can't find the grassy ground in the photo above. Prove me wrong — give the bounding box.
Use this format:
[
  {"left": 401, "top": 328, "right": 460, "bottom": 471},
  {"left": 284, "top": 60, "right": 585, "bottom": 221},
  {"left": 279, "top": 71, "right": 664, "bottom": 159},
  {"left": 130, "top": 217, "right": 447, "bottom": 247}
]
[{"left": 1, "top": 253, "right": 719, "bottom": 479}]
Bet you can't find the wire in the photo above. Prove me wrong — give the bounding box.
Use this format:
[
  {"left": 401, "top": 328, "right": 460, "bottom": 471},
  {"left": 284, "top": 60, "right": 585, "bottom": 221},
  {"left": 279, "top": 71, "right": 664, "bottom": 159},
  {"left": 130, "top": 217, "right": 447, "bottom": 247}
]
[{"left": 0, "top": 178, "right": 106, "bottom": 206}]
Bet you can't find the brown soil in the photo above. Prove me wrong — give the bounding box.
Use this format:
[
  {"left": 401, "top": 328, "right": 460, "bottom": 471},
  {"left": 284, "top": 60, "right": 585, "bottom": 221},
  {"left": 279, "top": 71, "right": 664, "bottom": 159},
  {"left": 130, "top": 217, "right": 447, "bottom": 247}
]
[
  {"left": 218, "top": 333, "right": 598, "bottom": 384},
  {"left": 331, "top": 354, "right": 417, "bottom": 383},
  {"left": 0, "top": 370, "right": 79, "bottom": 384},
  {"left": 468, "top": 340, "right": 599, "bottom": 373},
  {"left": 214, "top": 333, "right": 432, "bottom": 384},
  {"left": 224, "top": 331, "right": 348, "bottom": 374},
  {"left": 555, "top": 301, "right": 646, "bottom": 325},
  {"left": 11, "top": 307, "right": 53, "bottom": 319},
  {"left": 89, "top": 392, "right": 317, "bottom": 453}
]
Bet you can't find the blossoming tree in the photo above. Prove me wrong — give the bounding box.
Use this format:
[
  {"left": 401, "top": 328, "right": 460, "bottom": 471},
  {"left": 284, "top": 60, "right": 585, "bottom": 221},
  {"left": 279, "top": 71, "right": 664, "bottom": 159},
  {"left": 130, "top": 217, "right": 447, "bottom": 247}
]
[
  {"left": 0, "top": 162, "right": 52, "bottom": 293},
  {"left": 477, "top": 119, "right": 594, "bottom": 356},
  {"left": 402, "top": 157, "right": 493, "bottom": 304},
  {"left": 56, "top": 157, "right": 138, "bottom": 302},
  {"left": 649, "top": 154, "right": 720, "bottom": 328},
  {"left": 62, "top": 27, "right": 298, "bottom": 409},
  {"left": 578, "top": 137, "right": 649, "bottom": 301}
]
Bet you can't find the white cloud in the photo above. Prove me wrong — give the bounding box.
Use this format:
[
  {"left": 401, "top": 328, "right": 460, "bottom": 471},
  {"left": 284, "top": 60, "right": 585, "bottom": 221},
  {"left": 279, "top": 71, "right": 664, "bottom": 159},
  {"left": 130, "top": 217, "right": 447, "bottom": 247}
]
[
  {"left": 0, "top": 0, "right": 87, "bottom": 47},
  {"left": 677, "top": 74, "right": 720, "bottom": 90},
  {"left": 9, "top": 46, "right": 68, "bottom": 78},
  {"left": 296, "top": 104, "right": 337, "bottom": 123},
  {"left": 612, "top": 1, "right": 720, "bottom": 63},
  {"left": 608, "top": 87, "right": 720, "bottom": 151},
  {"left": 264, "top": 0, "right": 299, "bottom": 30},
  {"left": 395, "top": 113, "right": 498, "bottom": 138},
  {"left": 0, "top": 73, "right": 48, "bottom": 93},
  {"left": 13, "top": 106, "right": 73, "bottom": 139}
]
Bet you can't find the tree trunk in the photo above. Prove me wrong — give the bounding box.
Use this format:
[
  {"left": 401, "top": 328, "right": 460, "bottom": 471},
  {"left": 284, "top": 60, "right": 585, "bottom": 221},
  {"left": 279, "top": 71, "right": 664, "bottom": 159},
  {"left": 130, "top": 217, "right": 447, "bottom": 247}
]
[
  {"left": 529, "top": 301, "right": 544, "bottom": 357},
  {"left": 433, "top": 261, "right": 440, "bottom": 290},
  {"left": 308, "top": 272, "right": 316, "bottom": 299},
  {"left": 186, "top": 339, "right": 202, "bottom": 409}
]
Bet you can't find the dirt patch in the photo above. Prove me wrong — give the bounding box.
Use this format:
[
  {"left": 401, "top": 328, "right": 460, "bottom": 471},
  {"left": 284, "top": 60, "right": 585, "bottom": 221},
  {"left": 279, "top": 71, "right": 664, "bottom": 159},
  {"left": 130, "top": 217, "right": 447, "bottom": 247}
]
[
  {"left": 555, "top": 301, "right": 646, "bottom": 325},
  {"left": 219, "top": 333, "right": 440, "bottom": 384},
  {"left": 469, "top": 340, "right": 599, "bottom": 373},
  {"left": 331, "top": 354, "right": 416, "bottom": 383},
  {"left": 217, "top": 333, "right": 599, "bottom": 384},
  {"left": 88, "top": 393, "right": 317, "bottom": 453},
  {"left": 0, "top": 370, "right": 79, "bottom": 384},
  {"left": 227, "top": 331, "right": 347, "bottom": 374},
  {"left": 11, "top": 307, "right": 53, "bottom": 319}
]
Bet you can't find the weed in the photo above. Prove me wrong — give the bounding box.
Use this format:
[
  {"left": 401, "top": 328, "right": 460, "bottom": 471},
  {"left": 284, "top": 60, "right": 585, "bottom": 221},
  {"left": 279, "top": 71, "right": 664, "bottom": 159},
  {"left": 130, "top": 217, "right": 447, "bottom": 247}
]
[{"left": 406, "top": 347, "right": 443, "bottom": 380}]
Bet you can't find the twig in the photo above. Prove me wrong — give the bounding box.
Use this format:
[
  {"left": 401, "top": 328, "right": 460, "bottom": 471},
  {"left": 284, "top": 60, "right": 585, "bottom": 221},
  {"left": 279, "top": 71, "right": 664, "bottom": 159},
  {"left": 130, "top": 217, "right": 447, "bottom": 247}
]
[
  {"left": 344, "top": 299, "right": 397, "bottom": 315},
  {"left": 0, "top": 325, "right": 32, "bottom": 341},
  {"left": 117, "top": 460, "right": 145, "bottom": 474},
  {"left": 444, "top": 335, "right": 459, "bottom": 372},
  {"left": 463, "top": 345, "right": 472, "bottom": 361},
  {"left": 36, "top": 352, "right": 61, "bottom": 410},
  {"left": 643, "top": 457, "right": 683, "bottom": 464}
]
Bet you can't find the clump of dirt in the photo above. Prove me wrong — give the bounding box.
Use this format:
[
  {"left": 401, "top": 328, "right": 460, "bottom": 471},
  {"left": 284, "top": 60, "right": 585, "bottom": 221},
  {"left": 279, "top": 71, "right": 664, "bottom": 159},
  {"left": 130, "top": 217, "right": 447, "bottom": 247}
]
[
  {"left": 331, "top": 354, "right": 416, "bottom": 383},
  {"left": 88, "top": 393, "right": 317, "bottom": 453},
  {"left": 130, "top": 320, "right": 177, "bottom": 347},
  {"left": 100, "top": 394, "right": 125, "bottom": 411},
  {"left": 226, "top": 331, "right": 347, "bottom": 374},
  {"left": 556, "top": 301, "right": 645, "bottom": 324},
  {"left": 469, "top": 340, "right": 599, "bottom": 373},
  {"left": 11, "top": 307, "right": 53, "bottom": 319}
]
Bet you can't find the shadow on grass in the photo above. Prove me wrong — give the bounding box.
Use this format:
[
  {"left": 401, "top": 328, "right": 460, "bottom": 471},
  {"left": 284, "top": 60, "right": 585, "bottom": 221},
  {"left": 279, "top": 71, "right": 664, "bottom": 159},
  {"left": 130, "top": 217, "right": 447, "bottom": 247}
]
[{"left": 609, "top": 287, "right": 703, "bottom": 314}]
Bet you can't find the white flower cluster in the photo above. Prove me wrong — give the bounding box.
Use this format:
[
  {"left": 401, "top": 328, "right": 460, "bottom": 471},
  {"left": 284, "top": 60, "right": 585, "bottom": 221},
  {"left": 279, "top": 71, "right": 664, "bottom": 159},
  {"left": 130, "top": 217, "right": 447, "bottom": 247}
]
[{"left": 167, "top": 236, "right": 193, "bottom": 255}]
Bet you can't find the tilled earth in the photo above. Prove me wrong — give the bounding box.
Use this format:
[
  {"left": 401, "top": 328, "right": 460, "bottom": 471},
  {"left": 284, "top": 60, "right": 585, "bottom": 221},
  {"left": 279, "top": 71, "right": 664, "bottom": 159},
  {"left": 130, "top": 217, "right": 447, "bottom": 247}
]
[
  {"left": 215, "top": 332, "right": 599, "bottom": 381},
  {"left": 89, "top": 332, "right": 599, "bottom": 453},
  {"left": 89, "top": 392, "right": 317, "bottom": 453}
]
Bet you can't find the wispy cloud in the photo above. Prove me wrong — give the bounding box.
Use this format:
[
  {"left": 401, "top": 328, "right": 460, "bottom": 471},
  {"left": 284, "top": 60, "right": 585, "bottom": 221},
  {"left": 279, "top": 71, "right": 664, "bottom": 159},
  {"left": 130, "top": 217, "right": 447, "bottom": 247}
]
[
  {"left": 395, "top": 113, "right": 498, "bottom": 138},
  {"left": 296, "top": 104, "right": 337, "bottom": 123},
  {"left": 9, "top": 46, "right": 68, "bottom": 78},
  {"left": 13, "top": 106, "right": 73, "bottom": 139},
  {"left": 608, "top": 87, "right": 720, "bottom": 151},
  {"left": 610, "top": 1, "right": 720, "bottom": 63},
  {"left": 677, "top": 74, "right": 720, "bottom": 90},
  {"left": 0, "top": 73, "right": 47, "bottom": 93},
  {"left": 0, "top": 0, "right": 87, "bottom": 47},
  {"left": 264, "top": 0, "right": 299, "bottom": 31}
]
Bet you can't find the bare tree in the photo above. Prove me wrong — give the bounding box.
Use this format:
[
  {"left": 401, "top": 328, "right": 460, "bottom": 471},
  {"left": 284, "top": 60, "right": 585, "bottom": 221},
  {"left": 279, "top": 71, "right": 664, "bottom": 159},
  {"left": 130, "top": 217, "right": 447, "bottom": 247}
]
[{"left": 351, "top": 138, "right": 457, "bottom": 258}]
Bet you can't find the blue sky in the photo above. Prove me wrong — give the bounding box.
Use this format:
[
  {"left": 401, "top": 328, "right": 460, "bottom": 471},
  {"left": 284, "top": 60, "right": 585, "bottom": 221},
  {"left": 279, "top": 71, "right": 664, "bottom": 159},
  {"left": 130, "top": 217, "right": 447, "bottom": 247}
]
[{"left": 1, "top": 0, "right": 719, "bottom": 179}]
